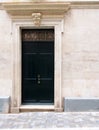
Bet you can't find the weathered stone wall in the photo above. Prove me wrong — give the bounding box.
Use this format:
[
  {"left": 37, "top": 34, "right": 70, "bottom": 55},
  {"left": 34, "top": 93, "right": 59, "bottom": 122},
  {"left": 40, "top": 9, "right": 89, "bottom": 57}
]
[
  {"left": 0, "top": 7, "right": 99, "bottom": 99},
  {"left": 0, "top": 10, "right": 12, "bottom": 96},
  {"left": 62, "top": 9, "right": 99, "bottom": 97}
]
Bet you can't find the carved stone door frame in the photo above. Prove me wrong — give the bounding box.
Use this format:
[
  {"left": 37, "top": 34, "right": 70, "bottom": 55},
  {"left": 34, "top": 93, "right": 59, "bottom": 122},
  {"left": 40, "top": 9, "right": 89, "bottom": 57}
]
[{"left": 11, "top": 17, "right": 64, "bottom": 112}]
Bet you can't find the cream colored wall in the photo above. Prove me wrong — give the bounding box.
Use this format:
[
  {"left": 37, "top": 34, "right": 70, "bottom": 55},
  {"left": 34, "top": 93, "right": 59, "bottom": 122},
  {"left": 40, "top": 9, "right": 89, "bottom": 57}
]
[
  {"left": 0, "top": 8, "right": 99, "bottom": 99},
  {"left": 0, "top": 10, "right": 12, "bottom": 96},
  {"left": 62, "top": 9, "right": 99, "bottom": 97}
]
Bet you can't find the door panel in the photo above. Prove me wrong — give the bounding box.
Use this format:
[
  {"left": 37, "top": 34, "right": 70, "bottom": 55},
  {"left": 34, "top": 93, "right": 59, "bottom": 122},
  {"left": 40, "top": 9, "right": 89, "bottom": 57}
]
[
  {"left": 22, "top": 29, "right": 54, "bottom": 104},
  {"left": 22, "top": 80, "right": 38, "bottom": 102},
  {"left": 23, "top": 54, "right": 37, "bottom": 78},
  {"left": 23, "top": 42, "right": 38, "bottom": 53},
  {"left": 38, "top": 42, "right": 53, "bottom": 53}
]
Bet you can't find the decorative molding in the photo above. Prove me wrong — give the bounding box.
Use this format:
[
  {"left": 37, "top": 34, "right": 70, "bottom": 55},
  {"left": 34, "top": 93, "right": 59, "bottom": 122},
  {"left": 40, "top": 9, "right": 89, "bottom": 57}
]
[
  {"left": 22, "top": 29, "right": 54, "bottom": 41},
  {"left": 1, "top": 2, "right": 70, "bottom": 19},
  {"left": 32, "top": 13, "right": 42, "bottom": 26},
  {"left": 1, "top": 1, "right": 99, "bottom": 11},
  {"left": 71, "top": 1, "right": 99, "bottom": 9}
]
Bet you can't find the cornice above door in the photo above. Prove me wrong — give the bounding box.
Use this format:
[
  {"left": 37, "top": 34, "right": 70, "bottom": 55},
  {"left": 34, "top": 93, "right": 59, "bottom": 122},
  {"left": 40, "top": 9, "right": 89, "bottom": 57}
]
[{"left": 1, "top": 2, "right": 70, "bottom": 18}]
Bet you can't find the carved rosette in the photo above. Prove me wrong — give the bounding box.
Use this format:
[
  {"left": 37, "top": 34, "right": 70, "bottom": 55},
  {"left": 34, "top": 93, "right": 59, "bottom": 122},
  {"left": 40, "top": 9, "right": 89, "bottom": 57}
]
[{"left": 32, "top": 13, "right": 42, "bottom": 26}]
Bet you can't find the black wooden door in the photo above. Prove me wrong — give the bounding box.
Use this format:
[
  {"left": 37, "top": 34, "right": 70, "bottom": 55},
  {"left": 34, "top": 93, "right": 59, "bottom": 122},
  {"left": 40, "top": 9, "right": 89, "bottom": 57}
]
[{"left": 22, "top": 29, "right": 54, "bottom": 104}]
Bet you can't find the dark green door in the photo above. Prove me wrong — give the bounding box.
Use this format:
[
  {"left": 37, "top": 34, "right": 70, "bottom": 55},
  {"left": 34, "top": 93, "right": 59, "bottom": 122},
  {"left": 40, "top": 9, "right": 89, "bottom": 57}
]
[{"left": 22, "top": 29, "right": 54, "bottom": 104}]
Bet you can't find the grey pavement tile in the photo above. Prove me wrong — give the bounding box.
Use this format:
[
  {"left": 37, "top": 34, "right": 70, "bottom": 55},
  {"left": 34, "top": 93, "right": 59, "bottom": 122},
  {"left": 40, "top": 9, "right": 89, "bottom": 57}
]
[{"left": 0, "top": 112, "right": 99, "bottom": 128}]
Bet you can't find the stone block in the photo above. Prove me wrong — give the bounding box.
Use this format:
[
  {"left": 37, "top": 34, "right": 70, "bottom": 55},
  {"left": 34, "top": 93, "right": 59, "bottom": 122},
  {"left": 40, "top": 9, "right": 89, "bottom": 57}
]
[
  {"left": 64, "top": 98, "right": 99, "bottom": 112},
  {"left": 0, "top": 96, "right": 10, "bottom": 113}
]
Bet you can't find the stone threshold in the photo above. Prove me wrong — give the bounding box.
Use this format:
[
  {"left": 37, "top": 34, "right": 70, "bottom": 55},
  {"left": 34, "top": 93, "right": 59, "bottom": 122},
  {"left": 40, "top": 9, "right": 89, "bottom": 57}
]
[{"left": 19, "top": 105, "right": 54, "bottom": 112}]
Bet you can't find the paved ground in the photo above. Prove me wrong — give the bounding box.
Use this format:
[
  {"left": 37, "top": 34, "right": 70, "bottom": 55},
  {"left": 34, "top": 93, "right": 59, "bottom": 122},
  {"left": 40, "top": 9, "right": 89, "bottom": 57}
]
[{"left": 0, "top": 112, "right": 99, "bottom": 128}]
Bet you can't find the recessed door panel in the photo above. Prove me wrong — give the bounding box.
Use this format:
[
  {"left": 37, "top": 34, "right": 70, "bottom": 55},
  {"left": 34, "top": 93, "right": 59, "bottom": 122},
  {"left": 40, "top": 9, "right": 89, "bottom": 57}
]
[{"left": 22, "top": 29, "right": 54, "bottom": 104}]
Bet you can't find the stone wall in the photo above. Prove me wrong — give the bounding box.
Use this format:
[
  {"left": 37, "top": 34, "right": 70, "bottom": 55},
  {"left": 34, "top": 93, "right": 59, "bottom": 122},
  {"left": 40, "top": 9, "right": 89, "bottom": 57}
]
[
  {"left": 0, "top": 10, "right": 12, "bottom": 96},
  {"left": 62, "top": 9, "right": 99, "bottom": 98},
  {"left": 0, "top": 7, "right": 99, "bottom": 103}
]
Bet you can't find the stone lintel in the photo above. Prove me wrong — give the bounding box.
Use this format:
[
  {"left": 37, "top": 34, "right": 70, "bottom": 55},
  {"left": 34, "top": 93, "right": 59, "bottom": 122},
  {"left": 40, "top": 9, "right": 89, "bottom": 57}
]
[
  {"left": 1, "top": 2, "right": 70, "bottom": 19},
  {"left": 1, "top": 1, "right": 99, "bottom": 11}
]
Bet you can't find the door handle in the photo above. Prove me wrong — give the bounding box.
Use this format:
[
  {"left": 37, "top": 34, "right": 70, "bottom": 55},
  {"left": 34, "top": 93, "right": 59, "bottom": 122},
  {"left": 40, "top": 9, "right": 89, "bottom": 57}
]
[{"left": 37, "top": 74, "right": 40, "bottom": 84}]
